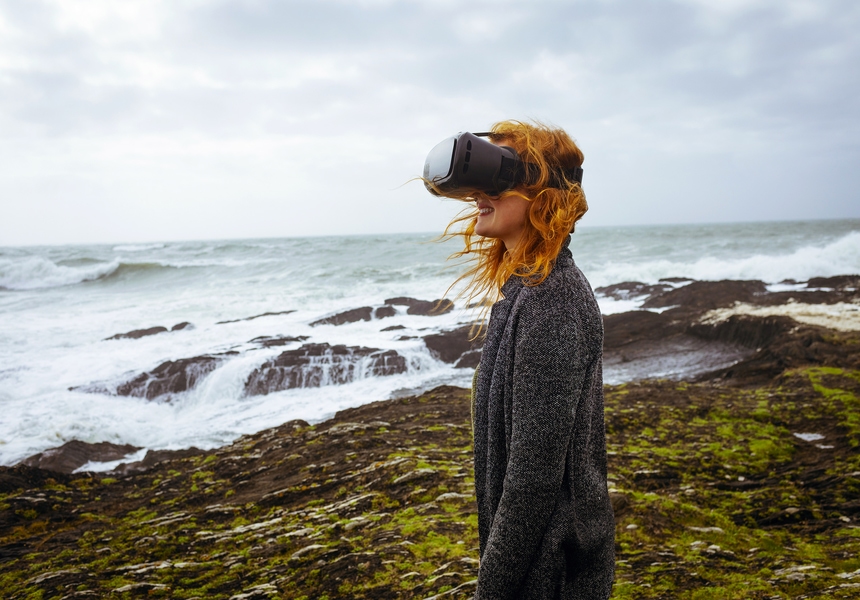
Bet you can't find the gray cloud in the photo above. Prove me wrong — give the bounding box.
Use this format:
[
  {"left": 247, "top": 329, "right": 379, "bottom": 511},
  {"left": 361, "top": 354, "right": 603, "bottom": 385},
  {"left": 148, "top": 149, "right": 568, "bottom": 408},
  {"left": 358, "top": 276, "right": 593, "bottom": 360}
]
[{"left": 0, "top": 0, "right": 857, "bottom": 245}]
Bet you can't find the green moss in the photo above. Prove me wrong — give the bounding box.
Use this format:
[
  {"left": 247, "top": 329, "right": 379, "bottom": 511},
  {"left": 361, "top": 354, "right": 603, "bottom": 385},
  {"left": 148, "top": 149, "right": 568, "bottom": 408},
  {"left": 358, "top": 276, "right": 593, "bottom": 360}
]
[
  {"left": 6, "top": 379, "right": 860, "bottom": 599},
  {"left": 191, "top": 470, "right": 214, "bottom": 481}
]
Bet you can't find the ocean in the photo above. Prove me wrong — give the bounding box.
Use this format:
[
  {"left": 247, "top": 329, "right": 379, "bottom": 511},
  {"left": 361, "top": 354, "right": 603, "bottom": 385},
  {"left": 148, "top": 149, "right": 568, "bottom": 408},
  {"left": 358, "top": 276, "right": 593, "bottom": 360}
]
[{"left": 2, "top": 219, "right": 859, "bottom": 469}]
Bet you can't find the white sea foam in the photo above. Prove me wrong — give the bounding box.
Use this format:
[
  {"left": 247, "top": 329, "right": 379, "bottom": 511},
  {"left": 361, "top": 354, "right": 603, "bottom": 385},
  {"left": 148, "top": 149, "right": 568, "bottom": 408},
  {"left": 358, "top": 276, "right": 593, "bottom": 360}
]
[
  {"left": 112, "top": 243, "right": 166, "bottom": 252},
  {"left": 76, "top": 448, "right": 149, "bottom": 473},
  {"left": 595, "top": 296, "right": 645, "bottom": 315}
]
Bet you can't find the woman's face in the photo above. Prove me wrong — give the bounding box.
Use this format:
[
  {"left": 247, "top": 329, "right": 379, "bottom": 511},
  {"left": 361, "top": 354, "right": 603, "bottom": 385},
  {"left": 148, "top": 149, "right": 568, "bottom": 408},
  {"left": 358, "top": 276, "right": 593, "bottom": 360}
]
[
  {"left": 474, "top": 192, "right": 530, "bottom": 251},
  {"left": 473, "top": 137, "right": 530, "bottom": 250}
]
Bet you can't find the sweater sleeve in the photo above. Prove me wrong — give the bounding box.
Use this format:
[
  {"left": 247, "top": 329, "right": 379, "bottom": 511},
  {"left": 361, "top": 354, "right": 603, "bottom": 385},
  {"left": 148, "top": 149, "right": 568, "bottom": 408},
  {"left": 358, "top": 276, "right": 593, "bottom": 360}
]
[{"left": 475, "top": 299, "right": 587, "bottom": 599}]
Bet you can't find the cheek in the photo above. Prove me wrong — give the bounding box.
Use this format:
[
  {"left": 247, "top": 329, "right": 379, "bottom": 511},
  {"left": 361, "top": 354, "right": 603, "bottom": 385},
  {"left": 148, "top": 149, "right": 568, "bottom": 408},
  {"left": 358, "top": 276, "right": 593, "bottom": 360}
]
[{"left": 503, "top": 198, "right": 530, "bottom": 229}]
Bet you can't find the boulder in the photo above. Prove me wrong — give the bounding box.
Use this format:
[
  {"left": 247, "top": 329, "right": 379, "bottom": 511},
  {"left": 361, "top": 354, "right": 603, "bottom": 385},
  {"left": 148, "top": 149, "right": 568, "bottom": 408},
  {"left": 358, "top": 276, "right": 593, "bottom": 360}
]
[
  {"left": 311, "top": 307, "right": 373, "bottom": 326},
  {"left": 311, "top": 305, "right": 397, "bottom": 326},
  {"left": 374, "top": 305, "right": 396, "bottom": 319},
  {"left": 20, "top": 440, "right": 141, "bottom": 474},
  {"left": 423, "top": 326, "right": 482, "bottom": 365},
  {"left": 105, "top": 322, "right": 193, "bottom": 340},
  {"left": 116, "top": 355, "right": 224, "bottom": 400},
  {"left": 244, "top": 343, "right": 407, "bottom": 396},
  {"left": 385, "top": 297, "right": 454, "bottom": 316},
  {"left": 105, "top": 326, "right": 168, "bottom": 340},
  {"left": 407, "top": 299, "right": 454, "bottom": 316}
]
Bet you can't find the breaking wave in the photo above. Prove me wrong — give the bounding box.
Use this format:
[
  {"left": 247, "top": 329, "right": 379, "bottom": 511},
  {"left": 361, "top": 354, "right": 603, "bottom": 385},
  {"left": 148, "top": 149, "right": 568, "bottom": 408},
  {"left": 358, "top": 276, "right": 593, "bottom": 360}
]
[
  {"left": 584, "top": 230, "right": 860, "bottom": 288},
  {"left": 0, "top": 256, "right": 120, "bottom": 290},
  {"left": 100, "top": 262, "right": 183, "bottom": 281},
  {"left": 0, "top": 257, "right": 193, "bottom": 291}
]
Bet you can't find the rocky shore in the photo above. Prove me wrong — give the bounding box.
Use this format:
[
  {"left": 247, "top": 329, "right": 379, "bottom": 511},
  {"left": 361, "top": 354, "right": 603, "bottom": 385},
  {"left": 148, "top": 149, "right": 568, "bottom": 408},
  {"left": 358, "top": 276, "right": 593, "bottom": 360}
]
[{"left": 2, "top": 276, "right": 860, "bottom": 598}]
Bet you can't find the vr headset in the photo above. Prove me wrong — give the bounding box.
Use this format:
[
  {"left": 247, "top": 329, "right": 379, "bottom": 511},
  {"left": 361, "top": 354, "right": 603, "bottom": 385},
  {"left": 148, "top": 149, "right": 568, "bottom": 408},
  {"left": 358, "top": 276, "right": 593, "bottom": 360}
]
[{"left": 423, "top": 131, "right": 583, "bottom": 197}]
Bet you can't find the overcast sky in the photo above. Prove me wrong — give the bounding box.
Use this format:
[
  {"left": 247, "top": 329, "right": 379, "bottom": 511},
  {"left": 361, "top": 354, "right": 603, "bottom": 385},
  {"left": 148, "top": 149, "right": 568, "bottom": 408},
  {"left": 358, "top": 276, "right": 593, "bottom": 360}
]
[{"left": 1, "top": 0, "right": 858, "bottom": 246}]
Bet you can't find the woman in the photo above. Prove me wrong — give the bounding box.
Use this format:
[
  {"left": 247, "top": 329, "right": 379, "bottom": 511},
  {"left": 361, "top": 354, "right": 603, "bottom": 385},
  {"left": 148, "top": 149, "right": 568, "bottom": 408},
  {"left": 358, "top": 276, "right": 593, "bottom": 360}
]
[{"left": 429, "top": 120, "right": 615, "bottom": 599}]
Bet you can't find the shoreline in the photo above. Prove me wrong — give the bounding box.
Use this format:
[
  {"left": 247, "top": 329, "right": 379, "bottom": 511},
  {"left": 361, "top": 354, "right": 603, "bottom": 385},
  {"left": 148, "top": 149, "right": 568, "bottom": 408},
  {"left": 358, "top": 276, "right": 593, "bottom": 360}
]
[{"left": 9, "top": 273, "right": 860, "bottom": 473}]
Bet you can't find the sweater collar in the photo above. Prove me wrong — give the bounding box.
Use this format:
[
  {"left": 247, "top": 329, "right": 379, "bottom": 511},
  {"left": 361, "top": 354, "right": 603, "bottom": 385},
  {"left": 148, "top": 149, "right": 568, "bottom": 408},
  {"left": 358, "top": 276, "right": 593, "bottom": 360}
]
[{"left": 499, "top": 235, "right": 572, "bottom": 299}]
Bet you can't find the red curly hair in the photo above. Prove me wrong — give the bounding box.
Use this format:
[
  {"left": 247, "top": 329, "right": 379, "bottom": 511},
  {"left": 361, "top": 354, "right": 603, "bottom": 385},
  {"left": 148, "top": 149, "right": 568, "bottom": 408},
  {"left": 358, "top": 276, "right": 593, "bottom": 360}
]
[{"left": 441, "top": 120, "right": 587, "bottom": 309}]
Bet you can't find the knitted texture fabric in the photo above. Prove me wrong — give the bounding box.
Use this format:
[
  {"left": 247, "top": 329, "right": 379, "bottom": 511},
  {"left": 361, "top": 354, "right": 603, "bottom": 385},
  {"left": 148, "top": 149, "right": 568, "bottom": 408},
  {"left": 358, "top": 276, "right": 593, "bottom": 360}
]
[{"left": 472, "top": 238, "right": 615, "bottom": 600}]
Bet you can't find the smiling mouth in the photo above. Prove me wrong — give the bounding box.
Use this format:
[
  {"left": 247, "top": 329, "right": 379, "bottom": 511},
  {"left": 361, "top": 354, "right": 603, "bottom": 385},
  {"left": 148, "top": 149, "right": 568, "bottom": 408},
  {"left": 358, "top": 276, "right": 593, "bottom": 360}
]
[{"left": 477, "top": 205, "right": 494, "bottom": 215}]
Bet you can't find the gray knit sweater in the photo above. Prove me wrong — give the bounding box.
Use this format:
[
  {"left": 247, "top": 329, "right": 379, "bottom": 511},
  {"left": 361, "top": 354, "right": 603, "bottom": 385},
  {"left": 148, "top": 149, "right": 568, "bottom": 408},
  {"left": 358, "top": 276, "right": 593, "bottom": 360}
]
[{"left": 472, "top": 239, "right": 615, "bottom": 599}]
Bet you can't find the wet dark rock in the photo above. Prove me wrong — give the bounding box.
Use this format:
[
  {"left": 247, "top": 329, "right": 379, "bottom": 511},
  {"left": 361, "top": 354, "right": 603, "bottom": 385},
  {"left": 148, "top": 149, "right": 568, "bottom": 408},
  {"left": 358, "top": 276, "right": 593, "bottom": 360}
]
[
  {"left": 595, "top": 281, "right": 672, "bottom": 301},
  {"left": 806, "top": 275, "right": 860, "bottom": 290},
  {"left": 311, "top": 305, "right": 397, "bottom": 326},
  {"left": 216, "top": 310, "right": 296, "bottom": 324},
  {"left": 311, "top": 307, "right": 373, "bottom": 326},
  {"left": 455, "top": 350, "right": 483, "bottom": 369},
  {"left": 423, "top": 325, "right": 482, "bottom": 365},
  {"left": 115, "top": 355, "right": 224, "bottom": 400},
  {"left": 374, "top": 305, "right": 396, "bottom": 319},
  {"left": 385, "top": 297, "right": 454, "bottom": 316},
  {"left": 700, "top": 325, "right": 860, "bottom": 385},
  {"left": 687, "top": 315, "right": 797, "bottom": 349},
  {"left": 105, "top": 326, "right": 168, "bottom": 340},
  {"left": 642, "top": 280, "right": 768, "bottom": 311},
  {"left": 381, "top": 325, "right": 406, "bottom": 332},
  {"left": 758, "top": 288, "right": 860, "bottom": 307},
  {"left": 244, "top": 343, "right": 407, "bottom": 396},
  {"left": 408, "top": 299, "right": 454, "bottom": 316},
  {"left": 105, "top": 322, "right": 194, "bottom": 340},
  {"left": 603, "top": 311, "right": 680, "bottom": 348},
  {"left": 250, "top": 335, "right": 310, "bottom": 348},
  {"left": 658, "top": 277, "right": 694, "bottom": 284},
  {"left": 20, "top": 440, "right": 141, "bottom": 474},
  {"left": 604, "top": 335, "right": 752, "bottom": 384},
  {"left": 599, "top": 275, "right": 860, "bottom": 384},
  {"left": 0, "top": 465, "right": 72, "bottom": 494},
  {"left": 602, "top": 310, "right": 756, "bottom": 383}
]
